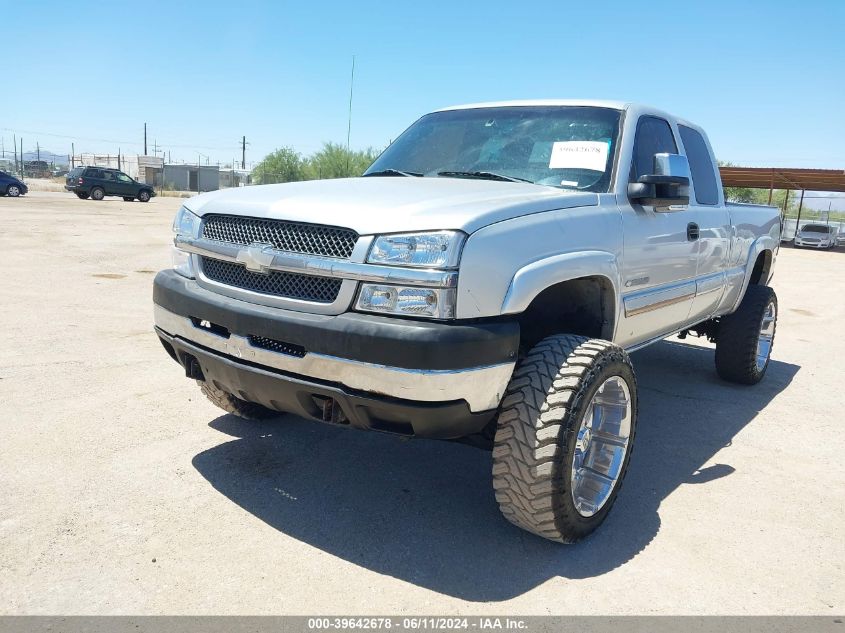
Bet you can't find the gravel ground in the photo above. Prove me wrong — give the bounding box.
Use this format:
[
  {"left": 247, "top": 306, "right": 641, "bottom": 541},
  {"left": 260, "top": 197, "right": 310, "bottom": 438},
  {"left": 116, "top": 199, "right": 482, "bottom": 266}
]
[{"left": 1, "top": 191, "right": 842, "bottom": 614}]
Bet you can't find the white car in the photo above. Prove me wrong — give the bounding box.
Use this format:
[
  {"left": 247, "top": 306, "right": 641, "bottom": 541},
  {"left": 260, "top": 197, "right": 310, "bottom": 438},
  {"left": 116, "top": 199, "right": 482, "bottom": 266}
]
[{"left": 794, "top": 224, "right": 837, "bottom": 249}]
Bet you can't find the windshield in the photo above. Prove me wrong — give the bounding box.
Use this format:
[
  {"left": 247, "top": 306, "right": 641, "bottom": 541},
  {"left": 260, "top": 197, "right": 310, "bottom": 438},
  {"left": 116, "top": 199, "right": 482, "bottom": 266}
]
[
  {"left": 366, "top": 106, "right": 621, "bottom": 192},
  {"left": 801, "top": 225, "right": 830, "bottom": 233}
]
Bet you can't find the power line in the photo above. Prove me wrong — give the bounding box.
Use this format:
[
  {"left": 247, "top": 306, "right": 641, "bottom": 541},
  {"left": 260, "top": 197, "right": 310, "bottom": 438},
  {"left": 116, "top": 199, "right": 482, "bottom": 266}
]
[{"left": 0, "top": 127, "right": 240, "bottom": 151}]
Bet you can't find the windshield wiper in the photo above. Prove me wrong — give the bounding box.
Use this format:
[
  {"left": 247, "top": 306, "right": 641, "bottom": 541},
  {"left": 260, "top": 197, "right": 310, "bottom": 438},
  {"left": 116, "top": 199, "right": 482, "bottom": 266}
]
[
  {"left": 437, "top": 170, "right": 533, "bottom": 184},
  {"left": 362, "top": 169, "right": 423, "bottom": 177}
]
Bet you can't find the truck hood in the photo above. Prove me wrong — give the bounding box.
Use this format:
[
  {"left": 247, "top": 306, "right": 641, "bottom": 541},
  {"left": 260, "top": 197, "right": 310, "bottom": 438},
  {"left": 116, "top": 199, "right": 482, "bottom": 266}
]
[{"left": 183, "top": 177, "right": 597, "bottom": 234}]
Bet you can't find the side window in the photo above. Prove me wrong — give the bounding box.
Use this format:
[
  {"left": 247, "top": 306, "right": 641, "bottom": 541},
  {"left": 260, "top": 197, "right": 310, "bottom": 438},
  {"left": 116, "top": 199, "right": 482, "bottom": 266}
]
[
  {"left": 631, "top": 116, "right": 677, "bottom": 181},
  {"left": 679, "top": 125, "right": 719, "bottom": 205},
  {"left": 117, "top": 172, "right": 132, "bottom": 183},
  {"left": 102, "top": 171, "right": 116, "bottom": 181}
]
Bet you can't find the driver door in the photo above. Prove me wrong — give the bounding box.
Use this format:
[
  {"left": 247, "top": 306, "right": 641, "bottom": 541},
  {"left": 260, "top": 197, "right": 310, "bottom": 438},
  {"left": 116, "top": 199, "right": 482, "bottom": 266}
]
[
  {"left": 617, "top": 116, "right": 698, "bottom": 348},
  {"left": 115, "top": 171, "right": 135, "bottom": 196}
]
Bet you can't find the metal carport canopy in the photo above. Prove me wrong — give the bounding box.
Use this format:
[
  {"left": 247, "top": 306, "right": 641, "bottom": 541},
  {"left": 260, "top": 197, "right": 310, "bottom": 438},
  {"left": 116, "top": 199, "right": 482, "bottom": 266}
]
[{"left": 719, "top": 167, "right": 845, "bottom": 192}]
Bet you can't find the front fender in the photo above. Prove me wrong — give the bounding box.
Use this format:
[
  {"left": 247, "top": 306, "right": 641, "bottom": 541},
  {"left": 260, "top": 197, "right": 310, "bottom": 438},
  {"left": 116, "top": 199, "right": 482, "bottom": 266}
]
[{"left": 500, "top": 251, "right": 621, "bottom": 339}]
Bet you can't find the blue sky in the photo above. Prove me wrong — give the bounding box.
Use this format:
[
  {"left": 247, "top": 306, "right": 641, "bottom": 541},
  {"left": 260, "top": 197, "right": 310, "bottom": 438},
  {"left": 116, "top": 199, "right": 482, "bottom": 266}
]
[{"left": 2, "top": 0, "right": 844, "bottom": 173}]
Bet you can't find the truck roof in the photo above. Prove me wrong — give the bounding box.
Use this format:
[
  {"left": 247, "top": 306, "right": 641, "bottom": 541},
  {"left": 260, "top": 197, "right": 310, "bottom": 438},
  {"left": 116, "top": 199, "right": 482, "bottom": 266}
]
[
  {"left": 435, "top": 100, "right": 708, "bottom": 137},
  {"left": 436, "top": 99, "right": 631, "bottom": 112}
]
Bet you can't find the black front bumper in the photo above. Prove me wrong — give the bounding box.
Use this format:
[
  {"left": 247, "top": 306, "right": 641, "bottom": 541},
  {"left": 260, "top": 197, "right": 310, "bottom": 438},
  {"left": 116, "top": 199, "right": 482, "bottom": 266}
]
[{"left": 153, "top": 271, "right": 519, "bottom": 438}]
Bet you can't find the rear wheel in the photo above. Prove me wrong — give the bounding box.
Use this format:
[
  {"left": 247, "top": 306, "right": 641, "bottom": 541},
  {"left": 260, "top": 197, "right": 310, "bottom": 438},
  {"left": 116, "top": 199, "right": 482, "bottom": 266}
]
[
  {"left": 123, "top": 196, "right": 135, "bottom": 202},
  {"left": 6, "top": 185, "right": 21, "bottom": 197},
  {"left": 90, "top": 187, "right": 105, "bottom": 201},
  {"left": 76, "top": 192, "right": 90, "bottom": 199},
  {"left": 715, "top": 284, "right": 777, "bottom": 385},
  {"left": 492, "top": 334, "right": 637, "bottom": 543},
  {"left": 198, "top": 381, "right": 277, "bottom": 420},
  {"left": 138, "top": 190, "right": 151, "bottom": 202}
]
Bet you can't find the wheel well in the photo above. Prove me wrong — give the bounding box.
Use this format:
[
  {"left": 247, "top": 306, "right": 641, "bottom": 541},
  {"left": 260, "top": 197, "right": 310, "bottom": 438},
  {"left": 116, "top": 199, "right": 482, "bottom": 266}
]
[
  {"left": 749, "top": 250, "right": 772, "bottom": 286},
  {"left": 516, "top": 276, "right": 614, "bottom": 351}
]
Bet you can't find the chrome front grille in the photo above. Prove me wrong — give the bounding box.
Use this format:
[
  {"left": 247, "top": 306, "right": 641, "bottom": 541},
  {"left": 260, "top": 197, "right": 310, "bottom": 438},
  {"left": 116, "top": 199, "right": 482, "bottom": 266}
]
[
  {"left": 201, "top": 257, "right": 342, "bottom": 303},
  {"left": 202, "top": 215, "right": 357, "bottom": 259}
]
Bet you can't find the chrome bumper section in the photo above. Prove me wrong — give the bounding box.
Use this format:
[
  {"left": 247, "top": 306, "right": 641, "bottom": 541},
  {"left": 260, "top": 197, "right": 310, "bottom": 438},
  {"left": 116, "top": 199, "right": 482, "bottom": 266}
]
[{"left": 154, "top": 305, "right": 514, "bottom": 412}]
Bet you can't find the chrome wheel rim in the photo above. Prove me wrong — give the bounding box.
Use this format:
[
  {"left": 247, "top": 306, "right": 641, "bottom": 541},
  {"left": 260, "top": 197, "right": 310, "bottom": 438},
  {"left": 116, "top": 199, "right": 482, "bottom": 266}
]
[
  {"left": 755, "top": 300, "right": 777, "bottom": 371},
  {"left": 570, "top": 376, "right": 632, "bottom": 518}
]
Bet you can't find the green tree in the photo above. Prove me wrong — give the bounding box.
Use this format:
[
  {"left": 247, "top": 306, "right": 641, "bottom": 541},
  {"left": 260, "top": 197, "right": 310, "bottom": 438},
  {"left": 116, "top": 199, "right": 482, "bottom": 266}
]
[
  {"left": 305, "top": 142, "right": 380, "bottom": 179},
  {"left": 253, "top": 147, "right": 307, "bottom": 184}
]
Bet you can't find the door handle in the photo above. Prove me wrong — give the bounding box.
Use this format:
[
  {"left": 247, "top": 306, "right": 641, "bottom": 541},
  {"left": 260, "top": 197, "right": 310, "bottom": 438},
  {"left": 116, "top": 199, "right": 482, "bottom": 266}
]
[{"left": 687, "top": 222, "right": 700, "bottom": 241}]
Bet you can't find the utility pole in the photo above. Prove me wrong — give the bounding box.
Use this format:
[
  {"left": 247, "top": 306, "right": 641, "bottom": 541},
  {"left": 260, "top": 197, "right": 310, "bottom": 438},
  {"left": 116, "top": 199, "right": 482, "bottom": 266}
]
[
  {"left": 20, "top": 137, "right": 24, "bottom": 178},
  {"left": 72, "top": 142, "right": 75, "bottom": 168},
  {"left": 241, "top": 136, "right": 246, "bottom": 170},
  {"left": 144, "top": 123, "right": 148, "bottom": 155},
  {"left": 346, "top": 55, "right": 355, "bottom": 176},
  {"left": 13, "top": 134, "right": 17, "bottom": 173}
]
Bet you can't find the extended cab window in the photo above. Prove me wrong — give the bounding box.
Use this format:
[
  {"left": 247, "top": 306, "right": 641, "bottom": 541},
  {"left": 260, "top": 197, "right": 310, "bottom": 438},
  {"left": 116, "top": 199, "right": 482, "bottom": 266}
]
[
  {"left": 679, "top": 125, "right": 719, "bottom": 205},
  {"left": 631, "top": 116, "right": 677, "bottom": 181}
]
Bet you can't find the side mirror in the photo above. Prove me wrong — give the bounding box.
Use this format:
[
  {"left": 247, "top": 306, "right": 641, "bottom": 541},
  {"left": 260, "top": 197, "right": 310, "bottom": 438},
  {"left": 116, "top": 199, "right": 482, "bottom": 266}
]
[{"left": 628, "top": 153, "right": 690, "bottom": 210}]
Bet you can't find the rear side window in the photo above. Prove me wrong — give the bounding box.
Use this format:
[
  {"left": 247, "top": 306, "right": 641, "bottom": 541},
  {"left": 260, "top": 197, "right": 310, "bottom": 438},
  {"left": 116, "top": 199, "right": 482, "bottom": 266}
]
[
  {"left": 84, "top": 168, "right": 103, "bottom": 178},
  {"left": 679, "top": 125, "right": 719, "bottom": 205},
  {"left": 631, "top": 116, "right": 677, "bottom": 180}
]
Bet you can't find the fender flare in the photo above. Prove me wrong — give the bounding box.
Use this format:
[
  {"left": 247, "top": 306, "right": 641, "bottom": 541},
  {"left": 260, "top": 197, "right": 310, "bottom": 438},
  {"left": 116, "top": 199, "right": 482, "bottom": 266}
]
[
  {"left": 500, "top": 250, "right": 621, "bottom": 338},
  {"left": 731, "top": 235, "right": 776, "bottom": 313}
]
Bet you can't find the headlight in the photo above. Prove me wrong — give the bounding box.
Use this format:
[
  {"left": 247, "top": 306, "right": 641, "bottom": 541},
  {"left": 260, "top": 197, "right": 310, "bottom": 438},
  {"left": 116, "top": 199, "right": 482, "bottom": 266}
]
[
  {"left": 172, "top": 206, "right": 201, "bottom": 278},
  {"left": 367, "top": 231, "right": 465, "bottom": 268},
  {"left": 356, "top": 284, "right": 456, "bottom": 319},
  {"left": 173, "top": 205, "right": 201, "bottom": 238}
]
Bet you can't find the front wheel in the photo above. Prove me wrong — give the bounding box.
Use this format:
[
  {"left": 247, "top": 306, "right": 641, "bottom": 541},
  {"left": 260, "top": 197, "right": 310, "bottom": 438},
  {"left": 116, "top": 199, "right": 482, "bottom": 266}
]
[
  {"left": 90, "top": 187, "right": 105, "bottom": 201},
  {"left": 492, "top": 334, "right": 637, "bottom": 543},
  {"left": 6, "top": 185, "right": 21, "bottom": 197},
  {"left": 123, "top": 196, "right": 135, "bottom": 202},
  {"left": 198, "top": 381, "right": 277, "bottom": 420},
  {"left": 138, "top": 190, "right": 151, "bottom": 202},
  {"left": 715, "top": 284, "right": 777, "bottom": 385}
]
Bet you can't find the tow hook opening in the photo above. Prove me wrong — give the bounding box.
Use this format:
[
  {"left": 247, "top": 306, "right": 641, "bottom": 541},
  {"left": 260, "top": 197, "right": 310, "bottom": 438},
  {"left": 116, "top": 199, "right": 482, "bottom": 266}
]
[
  {"left": 179, "top": 351, "right": 205, "bottom": 381},
  {"left": 312, "top": 395, "right": 349, "bottom": 425}
]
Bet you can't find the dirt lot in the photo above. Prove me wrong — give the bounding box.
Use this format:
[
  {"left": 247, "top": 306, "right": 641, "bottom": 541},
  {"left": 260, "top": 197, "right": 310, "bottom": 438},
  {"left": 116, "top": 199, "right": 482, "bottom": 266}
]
[{"left": 1, "top": 191, "right": 843, "bottom": 615}]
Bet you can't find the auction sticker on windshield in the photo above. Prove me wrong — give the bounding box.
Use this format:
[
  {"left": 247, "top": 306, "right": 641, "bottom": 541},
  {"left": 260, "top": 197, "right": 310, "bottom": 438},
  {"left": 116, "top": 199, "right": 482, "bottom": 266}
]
[{"left": 549, "top": 140, "right": 609, "bottom": 171}]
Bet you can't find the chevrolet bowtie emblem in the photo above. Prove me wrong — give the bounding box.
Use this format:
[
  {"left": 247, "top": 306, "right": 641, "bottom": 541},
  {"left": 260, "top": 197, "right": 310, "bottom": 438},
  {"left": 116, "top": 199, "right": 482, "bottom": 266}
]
[{"left": 235, "top": 244, "right": 275, "bottom": 274}]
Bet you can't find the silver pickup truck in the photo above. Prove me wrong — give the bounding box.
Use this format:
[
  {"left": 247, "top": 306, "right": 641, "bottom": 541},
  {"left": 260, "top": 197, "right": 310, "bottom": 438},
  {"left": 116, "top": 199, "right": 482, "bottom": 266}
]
[{"left": 153, "top": 100, "right": 781, "bottom": 542}]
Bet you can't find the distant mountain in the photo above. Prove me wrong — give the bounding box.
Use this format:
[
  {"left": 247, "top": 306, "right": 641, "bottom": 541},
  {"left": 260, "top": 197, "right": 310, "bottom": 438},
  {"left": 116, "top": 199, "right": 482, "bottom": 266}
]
[{"left": 22, "top": 150, "right": 68, "bottom": 164}]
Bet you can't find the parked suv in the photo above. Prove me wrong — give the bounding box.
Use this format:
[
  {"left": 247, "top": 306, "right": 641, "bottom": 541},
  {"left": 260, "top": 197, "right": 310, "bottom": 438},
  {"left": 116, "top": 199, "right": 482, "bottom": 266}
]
[{"left": 65, "top": 167, "right": 156, "bottom": 202}]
